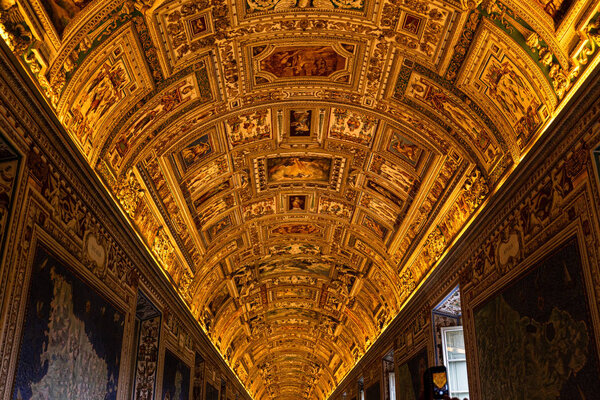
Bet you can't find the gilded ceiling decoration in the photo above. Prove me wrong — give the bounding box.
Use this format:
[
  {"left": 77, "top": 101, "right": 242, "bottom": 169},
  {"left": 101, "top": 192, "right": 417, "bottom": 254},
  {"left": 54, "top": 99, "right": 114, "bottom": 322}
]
[{"left": 2, "top": 0, "right": 600, "bottom": 398}]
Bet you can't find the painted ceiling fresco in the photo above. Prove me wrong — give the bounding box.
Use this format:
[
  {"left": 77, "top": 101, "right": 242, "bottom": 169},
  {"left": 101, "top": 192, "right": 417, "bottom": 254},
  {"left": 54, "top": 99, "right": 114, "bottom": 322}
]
[{"left": 2, "top": 0, "right": 600, "bottom": 398}]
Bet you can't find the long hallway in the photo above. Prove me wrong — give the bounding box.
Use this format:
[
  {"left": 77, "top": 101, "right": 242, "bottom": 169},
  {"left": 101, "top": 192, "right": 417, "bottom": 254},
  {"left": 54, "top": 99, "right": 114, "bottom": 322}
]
[{"left": 1, "top": 1, "right": 600, "bottom": 399}]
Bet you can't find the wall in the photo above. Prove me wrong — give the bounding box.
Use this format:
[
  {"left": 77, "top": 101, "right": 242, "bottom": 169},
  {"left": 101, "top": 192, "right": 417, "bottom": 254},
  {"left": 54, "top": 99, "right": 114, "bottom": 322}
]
[
  {"left": 0, "top": 42, "right": 251, "bottom": 400},
  {"left": 330, "top": 57, "right": 600, "bottom": 400}
]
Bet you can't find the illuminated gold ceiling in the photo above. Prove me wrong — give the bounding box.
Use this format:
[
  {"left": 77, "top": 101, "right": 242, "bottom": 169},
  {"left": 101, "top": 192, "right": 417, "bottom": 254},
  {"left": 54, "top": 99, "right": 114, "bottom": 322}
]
[{"left": 2, "top": 0, "right": 600, "bottom": 398}]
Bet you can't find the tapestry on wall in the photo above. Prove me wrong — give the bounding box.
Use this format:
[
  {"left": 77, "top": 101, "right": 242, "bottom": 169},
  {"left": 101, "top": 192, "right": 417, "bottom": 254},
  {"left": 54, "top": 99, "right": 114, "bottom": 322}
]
[
  {"left": 162, "top": 349, "right": 191, "bottom": 400},
  {"left": 12, "top": 245, "right": 125, "bottom": 400},
  {"left": 0, "top": 134, "right": 20, "bottom": 256},
  {"left": 206, "top": 382, "right": 219, "bottom": 400},
  {"left": 192, "top": 352, "right": 205, "bottom": 400},
  {"left": 396, "top": 348, "right": 427, "bottom": 400},
  {"left": 365, "top": 381, "right": 381, "bottom": 400},
  {"left": 474, "top": 236, "right": 600, "bottom": 399}
]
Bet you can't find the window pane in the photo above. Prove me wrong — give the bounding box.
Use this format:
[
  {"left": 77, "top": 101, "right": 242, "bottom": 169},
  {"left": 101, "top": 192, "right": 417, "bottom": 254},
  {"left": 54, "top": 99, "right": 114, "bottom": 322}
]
[
  {"left": 443, "top": 327, "right": 469, "bottom": 400},
  {"left": 453, "top": 392, "right": 469, "bottom": 400},
  {"left": 446, "top": 330, "right": 466, "bottom": 361},
  {"left": 388, "top": 372, "right": 395, "bottom": 400},
  {"left": 449, "top": 361, "right": 469, "bottom": 392}
]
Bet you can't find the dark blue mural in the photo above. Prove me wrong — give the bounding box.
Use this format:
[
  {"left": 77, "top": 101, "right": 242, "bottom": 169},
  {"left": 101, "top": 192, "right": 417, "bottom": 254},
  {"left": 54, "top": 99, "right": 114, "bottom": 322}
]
[
  {"left": 12, "top": 245, "right": 125, "bottom": 400},
  {"left": 475, "top": 237, "right": 600, "bottom": 399},
  {"left": 162, "top": 349, "right": 190, "bottom": 400}
]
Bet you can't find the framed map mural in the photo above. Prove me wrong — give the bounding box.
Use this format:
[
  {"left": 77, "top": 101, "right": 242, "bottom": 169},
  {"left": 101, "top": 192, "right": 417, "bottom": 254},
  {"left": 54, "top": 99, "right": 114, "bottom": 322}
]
[
  {"left": 474, "top": 237, "right": 600, "bottom": 399},
  {"left": 161, "top": 349, "right": 191, "bottom": 400},
  {"left": 12, "top": 245, "right": 125, "bottom": 400},
  {"left": 396, "top": 347, "right": 427, "bottom": 400}
]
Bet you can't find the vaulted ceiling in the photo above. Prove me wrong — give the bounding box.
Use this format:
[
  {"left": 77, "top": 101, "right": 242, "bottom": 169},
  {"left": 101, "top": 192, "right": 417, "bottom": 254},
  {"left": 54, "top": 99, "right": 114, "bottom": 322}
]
[{"left": 2, "top": 0, "right": 600, "bottom": 398}]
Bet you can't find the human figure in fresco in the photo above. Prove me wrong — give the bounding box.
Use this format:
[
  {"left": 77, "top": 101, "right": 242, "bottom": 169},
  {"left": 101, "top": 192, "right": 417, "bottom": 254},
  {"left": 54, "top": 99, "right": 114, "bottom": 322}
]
[
  {"left": 181, "top": 141, "right": 210, "bottom": 167},
  {"left": 290, "top": 196, "right": 305, "bottom": 210},
  {"left": 262, "top": 47, "right": 340, "bottom": 77},
  {"left": 485, "top": 60, "right": 527, "bottom": 115},
  {"left": 44, "top": 0, "right": 93, "bottom": 35},
  {"left": 485, "top": 60, "right": 540, "bottom": 139},
  {"left": 410, "top": 79, "right": 476, "bottom": 136},
  {"left": 248, "top": 0, "right": 363, "bottom": 11},
  {"left": 190, "top": 16, "right": 207, "bottom": 35},
  {"left": 290, "top": 111, "right": 311, "bottom": 136},
  {"left": 392, "top": 136, "right": 420, "bottom": 163},
  {"left": 281, "top": 157, "right": 328, "bottom": 180},
  {"left": 403, "top": 16, "right": 421, "bottom": 34}
]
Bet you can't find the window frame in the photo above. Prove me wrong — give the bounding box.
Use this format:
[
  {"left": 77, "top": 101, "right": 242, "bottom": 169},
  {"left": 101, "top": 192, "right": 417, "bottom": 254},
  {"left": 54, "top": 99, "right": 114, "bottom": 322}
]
[{"left": 440, "top": 326, "right": 469, "bottom": 399}]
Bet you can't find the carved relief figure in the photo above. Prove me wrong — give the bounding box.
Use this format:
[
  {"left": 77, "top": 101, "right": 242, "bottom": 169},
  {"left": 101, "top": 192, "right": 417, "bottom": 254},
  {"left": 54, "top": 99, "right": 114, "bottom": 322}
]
[
  {"left": 328, "top": 108, "right": 378, "bottom": 146},
  {"left": 267, "top": 156, "right": 331, "bottom": 182},
  {"left": 44, "top": 174, "right": 87, "bottom": 238},
  {"left": 534, "top": 0, "right": 573, "bottom": 24},
  {"left": 260, "top": 46, "right": 346, "bottom": 78},
  {"left": 401, "top": 14, "right": 422, "bottom": 35},
  {"left": 226, "top": 110, "right": 271, "bottom": 146}
]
